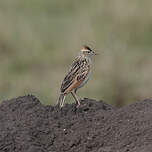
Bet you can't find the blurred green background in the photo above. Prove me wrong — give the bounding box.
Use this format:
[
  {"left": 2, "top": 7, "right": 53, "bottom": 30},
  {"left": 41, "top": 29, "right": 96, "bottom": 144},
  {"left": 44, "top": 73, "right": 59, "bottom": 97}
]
[{"left": 0, "top": 0, "right": 152, "bottom": 107}]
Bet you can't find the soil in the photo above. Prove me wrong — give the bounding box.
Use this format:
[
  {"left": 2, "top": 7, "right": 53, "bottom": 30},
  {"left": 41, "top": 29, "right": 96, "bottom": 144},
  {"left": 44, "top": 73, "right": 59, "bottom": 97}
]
[{"left": 0, "top": 95, "right": 152, "bottom": 152}]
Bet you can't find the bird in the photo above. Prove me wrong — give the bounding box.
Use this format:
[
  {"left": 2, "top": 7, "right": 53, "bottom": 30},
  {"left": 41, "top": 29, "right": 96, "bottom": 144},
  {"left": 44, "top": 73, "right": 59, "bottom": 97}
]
[{"left": 57, "top": 45, "right": 97, "bottom": 108}]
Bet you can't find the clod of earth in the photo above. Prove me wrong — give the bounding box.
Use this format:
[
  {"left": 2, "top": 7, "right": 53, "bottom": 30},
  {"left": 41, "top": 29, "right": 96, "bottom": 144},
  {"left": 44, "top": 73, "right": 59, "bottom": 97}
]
[{"left": 0, "top": 95, "right": 152, "bottom": 152}]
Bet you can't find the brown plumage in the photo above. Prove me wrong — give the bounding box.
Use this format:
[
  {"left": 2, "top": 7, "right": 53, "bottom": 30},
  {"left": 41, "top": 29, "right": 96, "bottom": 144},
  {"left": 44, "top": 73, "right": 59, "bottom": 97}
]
[
  {"left": 61, "top": 56, "right": 90, "bottom": 94},
  {"left": 57, "top": 46, "right": 96, "bottom": 108}
]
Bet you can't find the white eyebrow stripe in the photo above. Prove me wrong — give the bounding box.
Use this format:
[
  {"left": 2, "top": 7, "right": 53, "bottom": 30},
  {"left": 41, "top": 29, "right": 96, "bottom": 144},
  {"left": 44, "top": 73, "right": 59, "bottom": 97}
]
[{"left": 81, "top": 49, "right": 88, "bottom": 52}]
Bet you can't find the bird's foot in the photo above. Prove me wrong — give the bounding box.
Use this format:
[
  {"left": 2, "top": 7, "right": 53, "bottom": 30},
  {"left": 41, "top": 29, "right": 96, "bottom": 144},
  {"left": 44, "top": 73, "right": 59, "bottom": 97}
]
[{"left": 76, "top": 103, "right": 81, "bottom": 108}]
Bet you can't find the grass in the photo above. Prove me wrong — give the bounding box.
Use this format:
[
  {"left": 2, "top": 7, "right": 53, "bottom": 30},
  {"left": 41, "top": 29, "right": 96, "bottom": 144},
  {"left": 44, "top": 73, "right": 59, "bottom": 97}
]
[{"left": 0, "top": 0, "right": 152, "bottom": 107}]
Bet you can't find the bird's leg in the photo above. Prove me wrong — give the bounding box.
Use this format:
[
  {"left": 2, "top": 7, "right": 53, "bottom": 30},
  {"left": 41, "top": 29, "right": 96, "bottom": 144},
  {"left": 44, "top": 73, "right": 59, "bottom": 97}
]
[
  {"left": 71, "top": 91, "right": 80, "bottom": 107},
  {"left": 57, "top": 93, "right": 66, "bottom": 108},
  {"left": 74, "top": 88, "right": 77, "bottom": 94},
  {"left": 60, "top": 95, "right": 65, "bottom": 108}
]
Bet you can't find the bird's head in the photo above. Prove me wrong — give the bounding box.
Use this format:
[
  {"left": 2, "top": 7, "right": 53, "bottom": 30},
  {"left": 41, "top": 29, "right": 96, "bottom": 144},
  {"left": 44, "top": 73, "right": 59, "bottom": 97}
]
[{"left": 80, "top": 45, "right": 97, "bottom": 57}]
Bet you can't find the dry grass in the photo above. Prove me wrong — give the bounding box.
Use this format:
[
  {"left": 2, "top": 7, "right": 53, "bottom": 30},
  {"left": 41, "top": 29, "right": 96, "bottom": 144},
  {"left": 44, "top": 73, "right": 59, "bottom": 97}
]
[{"left": 0, "top": 0, "right": 152, "bottom": 106}]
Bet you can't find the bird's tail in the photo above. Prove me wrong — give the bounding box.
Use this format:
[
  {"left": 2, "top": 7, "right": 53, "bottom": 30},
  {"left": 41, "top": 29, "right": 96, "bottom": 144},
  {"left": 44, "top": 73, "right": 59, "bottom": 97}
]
[{"left": 56, "top": 93, "right": 65, "bottom": 108}]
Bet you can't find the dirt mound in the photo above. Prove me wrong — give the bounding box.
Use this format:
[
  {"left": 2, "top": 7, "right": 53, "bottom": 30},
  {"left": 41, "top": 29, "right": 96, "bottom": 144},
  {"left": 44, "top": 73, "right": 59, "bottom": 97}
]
[{"left": 0, "top": 95, "right": 152, "bottom": 152}]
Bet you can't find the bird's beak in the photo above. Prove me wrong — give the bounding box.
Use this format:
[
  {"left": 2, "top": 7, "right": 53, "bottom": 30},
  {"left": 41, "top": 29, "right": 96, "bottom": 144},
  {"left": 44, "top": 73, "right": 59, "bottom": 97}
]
[{"left": 93, "top": 51, "right": 99, "bottom": 55}]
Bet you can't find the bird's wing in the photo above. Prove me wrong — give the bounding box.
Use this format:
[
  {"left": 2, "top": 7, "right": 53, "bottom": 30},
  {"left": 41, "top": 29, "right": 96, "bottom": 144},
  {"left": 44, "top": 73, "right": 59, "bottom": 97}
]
[{"left": 60, "top": 56, "right": 89, "bottom": 93}]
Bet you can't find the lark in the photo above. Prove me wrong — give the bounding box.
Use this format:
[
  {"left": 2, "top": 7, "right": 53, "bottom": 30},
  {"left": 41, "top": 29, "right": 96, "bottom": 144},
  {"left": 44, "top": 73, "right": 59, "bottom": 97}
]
[{"left": 57, "top": 45, "right": 97, "bottom": 108}]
